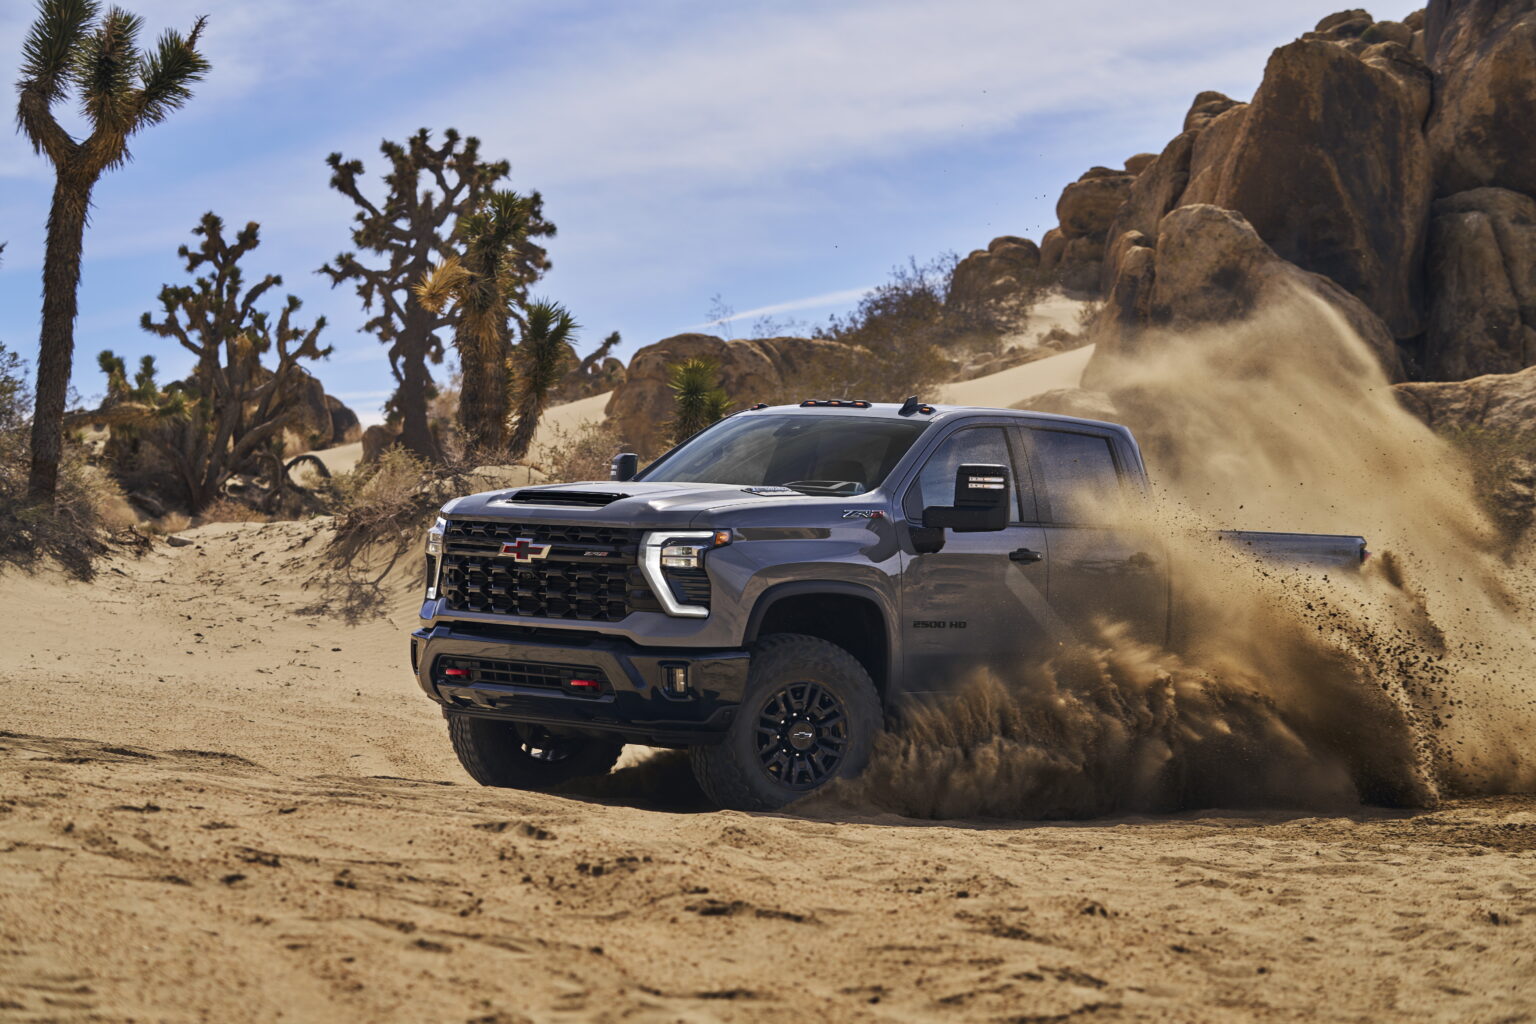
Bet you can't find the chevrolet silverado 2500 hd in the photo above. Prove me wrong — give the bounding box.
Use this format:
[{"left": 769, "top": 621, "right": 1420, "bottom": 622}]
[{"left": 411, "top": 399, "right": 1366, "bottom": 810}]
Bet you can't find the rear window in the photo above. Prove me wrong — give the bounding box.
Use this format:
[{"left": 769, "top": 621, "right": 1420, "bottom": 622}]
[{"left": 1029, "top": 430, "right": 1123, "bottom": 523}]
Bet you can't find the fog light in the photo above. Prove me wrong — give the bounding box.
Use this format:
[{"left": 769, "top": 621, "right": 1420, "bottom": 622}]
[{"left": 663, "top": 664, "right": 689, "bottom": 695}]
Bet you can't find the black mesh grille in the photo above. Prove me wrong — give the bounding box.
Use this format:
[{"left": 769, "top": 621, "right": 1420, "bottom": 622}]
[
  {"left": 440, "top": 519, "right": 648, "bottom": 622},
  {"left": 664, "top": 566, "right": 712, "bottom": 609},
  {"left": 435, "top": 655, "right": 608, "bottom": 695}
]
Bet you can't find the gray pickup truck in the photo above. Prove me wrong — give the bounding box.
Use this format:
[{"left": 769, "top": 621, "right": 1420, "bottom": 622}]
[{"left": 411, "top": 398, "right": 1366, "bottom": 810}]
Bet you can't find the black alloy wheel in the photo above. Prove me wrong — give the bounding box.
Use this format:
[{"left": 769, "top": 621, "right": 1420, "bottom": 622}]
[{"left": 755, "top": 680, "right": 850, "bottom": 789}]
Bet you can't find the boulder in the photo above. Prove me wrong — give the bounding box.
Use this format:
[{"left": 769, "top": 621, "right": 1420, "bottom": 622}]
[
  {"left": 1183, "top": 90, "right": 1239, "bottom": 132},
  {"left": 1058, "top": 236, "right": 1107, "bottom": 296},
  {"left": 1206, "top": 38, "right": 1433, "bottom": 338},
  {"left": 1316, "top": 9, "right": 1372, "bottom": 34},
  {"left": 1424, "top": 188, "right": 1536, "bottom": 379},
  {"left": 1087, "top": 205, "right": 1404, "bottom": 380},
  {"left": 1395, "top": 364, "right": 1536, "bottom": 541},
  {"left": 325, "top": 395, "right": 363, "bottom": 447},
  {"left": 1181, "top": 103, "right": 1248, "bottom": 205},
  {"left": 1100, "top": 132, "right": 1197, "bottom": 290},
  {"left": 949, "top": 236, "right": 1041, "bottom": 310},
  {"left": 1424, "top": 0, "right": 1536, "bottom": 198},
  {"left": 605, "top": 334, "right": 860, "bottom": 453},
  {"left": 1039, "top": 228, "right": 1067, "bottom": 277},
  {"left": 361, "top": 424, "right": 401, "bottom": 464},
  {"left": 1056, "top": 171, "right": 1135, "bottom": 241},
  {"left": 1124, "top": 153, "right": 1158, "bottom": 176},
  {"left": 1360, "top": 41, "right": 1433, "bottom": 125}
]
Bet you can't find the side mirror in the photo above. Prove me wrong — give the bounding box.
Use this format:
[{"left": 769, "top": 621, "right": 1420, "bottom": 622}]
[
  {"left": 610, "top": 452, "right": 639, "bottom": 482},
  {"left": 922, "top": 463, "right": 1009, "bottom": 533}
]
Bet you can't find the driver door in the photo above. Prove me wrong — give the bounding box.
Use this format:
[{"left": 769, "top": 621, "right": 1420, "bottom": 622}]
[{"left": 900, "top": 425, "right": 1053, "bottom": 692}]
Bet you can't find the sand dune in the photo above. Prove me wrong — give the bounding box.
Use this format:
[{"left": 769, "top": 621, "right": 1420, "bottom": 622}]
[{"left": 2, "top": 521, "right": 1533, "bottom": 1021}]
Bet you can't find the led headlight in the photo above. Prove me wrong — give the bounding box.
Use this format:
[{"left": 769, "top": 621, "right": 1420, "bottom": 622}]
[
  {"left": 424, "top": 516, "right": 447, "bottom": 599},
  {"left": 641, "top": 530, "right": 730, "bottom": 617}
]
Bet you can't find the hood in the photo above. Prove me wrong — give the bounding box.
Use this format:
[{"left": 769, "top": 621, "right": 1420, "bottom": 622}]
[{"left": 443, "top": 479, "right": 883, "bottom": 527}]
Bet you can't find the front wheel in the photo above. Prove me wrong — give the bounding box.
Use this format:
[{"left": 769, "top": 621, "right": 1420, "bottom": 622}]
[
  {"left": 448, "top": 715, "right": 622, "bottom": 790},
  {"left": 689, "top": 633, "right": 881, "bottom": 811}
]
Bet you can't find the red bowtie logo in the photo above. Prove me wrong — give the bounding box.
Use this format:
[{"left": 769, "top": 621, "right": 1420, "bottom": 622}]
[{"left": 498, "top": 537, "right": 552, "bottom": 562}]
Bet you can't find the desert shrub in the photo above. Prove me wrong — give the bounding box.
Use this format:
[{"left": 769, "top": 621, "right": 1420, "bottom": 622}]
[
  {"left": 0, "top": 340, "right": 119, "bottom": 579},
  {"left": 535, "top": 419, "right": 635, "bottom": 484},
  {"left": 787, "top": 255, "right": 993, "bottom": 403}
]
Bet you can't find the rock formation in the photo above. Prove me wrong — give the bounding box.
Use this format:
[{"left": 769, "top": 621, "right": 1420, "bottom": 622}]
[
  {"left": 949, "top": 236, "right": 1042, "bottom": 309},
  {"left": 1086, "top": 205, "right": 1403, "bottom": 380},
  {"left": 1424, "top": 0, "right": 1536, "bottom": 198},
  {"left": 605, "top": 334, "right": 858, "bottom": 453},
  {"left": 1424, "top": 188, "right": 1536, "bottom": 379}
]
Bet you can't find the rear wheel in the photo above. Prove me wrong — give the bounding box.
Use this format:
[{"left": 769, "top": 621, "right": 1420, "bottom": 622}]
[
  {"left": 689, "top": 633, "right": 881, "bottom": 811},
  {"left": 448, "top": 715, "right": 622, "bottom": 790}
]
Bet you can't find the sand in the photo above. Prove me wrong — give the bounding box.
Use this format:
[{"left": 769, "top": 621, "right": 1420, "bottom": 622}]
[
  {"left": 2, "top": 520, "right": 1534, "bottom": 1022},
  {"left": 939, "top": 344, "right": 1094, "bottom": 408}
]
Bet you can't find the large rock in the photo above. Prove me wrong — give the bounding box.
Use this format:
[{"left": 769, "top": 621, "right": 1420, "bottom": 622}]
[
  {"left": 1056, "top": 170, "right": 1135, "bottom": 242},
  {"left": 1395, "top": 365, "right": 1536, "bottom": 541},
  {"left": 1424, "top": 0, "right": 1536, "bottom": 198},
  {"left": 605, "top": 334, "right": 859, "bottom": 453},
  {"left": 1425, "top": 188, "right": 1536, "bottom": 379},
  {"left": 1087, "top": 205, "right": 1404, "bottom": 380},
  {"left": 948, "top": 236, "right": 1041, "bottom": 310},
  {"left": 1183, "top": 90, "right": 1239, "bottom": 132},
  {"left": 1181, "top": 103, "right": 1248, "bottom": 206},
  {"left": 1206, "top": 38, "right": 1433, "bottom": 338},
  {"left": 1101, "top": 131, "right": 1197, "bottom": 291}
]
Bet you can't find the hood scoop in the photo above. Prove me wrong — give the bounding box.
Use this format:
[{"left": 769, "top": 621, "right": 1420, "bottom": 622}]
[{"left": 503, "top": 489, "right": 628, "bottom": 507}]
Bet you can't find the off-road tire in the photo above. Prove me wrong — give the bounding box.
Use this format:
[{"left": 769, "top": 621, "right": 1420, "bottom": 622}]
[
  {"left": 448, "top": 714, "right": 623, "bottom": 790},
  {"left": 689, "top": 633, "right": 881, "bottom": 811}
]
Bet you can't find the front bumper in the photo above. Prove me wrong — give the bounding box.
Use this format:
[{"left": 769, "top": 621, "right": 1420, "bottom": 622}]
[{"left": 411, "top": 622, "right": 751, "bottom": 746}]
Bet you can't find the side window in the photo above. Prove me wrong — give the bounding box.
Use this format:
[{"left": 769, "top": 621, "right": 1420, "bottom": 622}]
[
  {"left": 903, "top": 427, "right": 1026, "bottom": 522},
  {"left": 1029, "top": 430, "right": 1123, "bottom": 524}
]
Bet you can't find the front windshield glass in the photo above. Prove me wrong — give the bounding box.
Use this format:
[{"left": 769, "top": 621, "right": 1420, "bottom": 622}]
[{"left": 638, "top": 414, "right": 931, "bottom": 495}]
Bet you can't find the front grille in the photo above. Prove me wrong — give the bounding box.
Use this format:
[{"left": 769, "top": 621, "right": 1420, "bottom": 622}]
[
  {"left": 435, "top": 655, "right": 609, "bottom": 695},
  {"left": 440, "top": 519, "right": 650, "bottom": 622}
]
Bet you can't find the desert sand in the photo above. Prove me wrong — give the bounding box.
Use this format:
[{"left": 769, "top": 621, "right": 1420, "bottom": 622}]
[{"left": 1, "top": 518, "right": 1533, "bottom": 1022}]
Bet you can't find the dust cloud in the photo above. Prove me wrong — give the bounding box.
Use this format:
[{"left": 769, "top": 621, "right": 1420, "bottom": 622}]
[{"left": 821, "top": 292, "right": 1536, "bottom": 820}]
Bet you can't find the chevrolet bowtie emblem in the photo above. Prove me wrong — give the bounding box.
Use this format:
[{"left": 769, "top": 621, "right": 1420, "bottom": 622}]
[{"left": 498, "top": 537, "right": 553, "bottom": 562}]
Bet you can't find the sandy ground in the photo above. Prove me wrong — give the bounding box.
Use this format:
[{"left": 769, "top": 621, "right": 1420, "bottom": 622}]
[
  {"left": 2, "top": 521, "right": 1534, "bottom": 1023},
  {"left": 940, "top": 344, "right": 1095, "bottom": 408}
]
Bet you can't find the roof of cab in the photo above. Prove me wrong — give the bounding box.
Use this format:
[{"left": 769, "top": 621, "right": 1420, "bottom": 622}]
[{"left": 743, "top": 400, "right": 1130, "bottom": 436}]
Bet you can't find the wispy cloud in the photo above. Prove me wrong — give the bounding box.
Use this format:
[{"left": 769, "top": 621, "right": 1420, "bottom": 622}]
[{"left": 684, "top": 286, "right": 873, "bottom": 332}]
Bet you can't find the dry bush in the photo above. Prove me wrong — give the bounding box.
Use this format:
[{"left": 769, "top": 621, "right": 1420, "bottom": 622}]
[
  {"left": 0, "top": 341, "right": 115, "bottom": 579},
  {"left": 198, "top": 497, "right": 270, "bottom": 524},
  {"left": 788, "top": 255, "right": 1002, "bottom": 402},
  {"left": 312, "top": 446, "right": 484, "bottom": 620},
  {"left": 534, "top": 420, "right": 633, "bottom": 483}
]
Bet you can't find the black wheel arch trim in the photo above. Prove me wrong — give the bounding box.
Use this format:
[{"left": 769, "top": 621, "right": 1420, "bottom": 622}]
[{"left": 743, "top": 580, "right": 901, "bottom": 698}]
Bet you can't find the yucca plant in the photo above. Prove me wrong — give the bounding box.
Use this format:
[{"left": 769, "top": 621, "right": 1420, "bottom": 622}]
[
  {"left": 507, "top": 301, "right": 578, "bottom": 462},
  {"left": 16, "top": 0, "right": 210, "bottom": 502},
  {"left": 668, "top": 358, "right": 731, "bottom": 442},
  {"left": 416, "top": 190, "right": 546, "bottom": 457}
]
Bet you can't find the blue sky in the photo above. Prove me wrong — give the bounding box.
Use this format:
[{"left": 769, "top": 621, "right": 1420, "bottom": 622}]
[{"left": 0, "top": 1, "right": 1409, "bottom": 424}]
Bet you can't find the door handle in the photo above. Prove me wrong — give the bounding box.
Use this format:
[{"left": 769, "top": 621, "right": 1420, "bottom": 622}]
[{"left": 1009, "top": 547, "right": 1044, "bottom": 563}]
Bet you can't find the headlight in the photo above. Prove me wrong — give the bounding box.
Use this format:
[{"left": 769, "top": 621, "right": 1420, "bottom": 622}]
[
  {"left": 642, "top": 530, "right": 730, "bottom": 617},
  {"left": 425, "top": 516, "right": 448, "bottom": 599}
]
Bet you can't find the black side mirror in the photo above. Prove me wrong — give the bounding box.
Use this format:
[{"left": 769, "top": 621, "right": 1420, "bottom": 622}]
[
  {"left": 922, "top": 463, "right": 1009, "bottom": 533},
  {"left": 610, "top": 452, "right": 639, "bottom": 482}
]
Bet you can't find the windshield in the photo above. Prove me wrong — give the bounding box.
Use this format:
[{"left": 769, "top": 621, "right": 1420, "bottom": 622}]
[{"left": 638, "top": 414, "right": 931, "bottom": 495}]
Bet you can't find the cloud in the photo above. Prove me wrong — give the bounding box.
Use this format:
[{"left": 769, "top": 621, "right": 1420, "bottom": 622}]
[{"left": 684, "top": 286, "right": 874, "bottom": 332}]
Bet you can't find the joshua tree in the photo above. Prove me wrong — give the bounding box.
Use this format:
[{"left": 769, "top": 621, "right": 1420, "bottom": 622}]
[
  {"left": 133, "top": 213, "right": 330, "bottom": 511},
  {"left": 415, "top": 190, "right": 548, "bottom": 457},
  {"left": 668, "top": 358, "right": 731, "bottom": 441},
  {"left": 507, "top": 301, "right": 578, "bottom": 462},
  {"left": 320, "top": 129, "right": 552, "bottom": 460},
  {"left": 15, "top": 0, "right": 210, "bottom": 503}
]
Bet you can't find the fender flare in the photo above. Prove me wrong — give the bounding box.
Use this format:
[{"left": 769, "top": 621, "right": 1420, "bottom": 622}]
[{"left": 743, "top": 580, "right": 901, "bottom": 696}]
